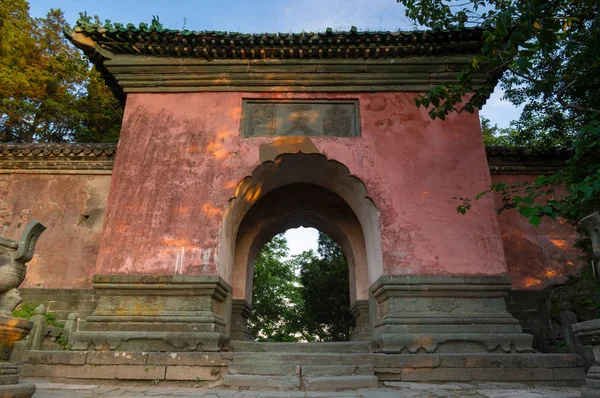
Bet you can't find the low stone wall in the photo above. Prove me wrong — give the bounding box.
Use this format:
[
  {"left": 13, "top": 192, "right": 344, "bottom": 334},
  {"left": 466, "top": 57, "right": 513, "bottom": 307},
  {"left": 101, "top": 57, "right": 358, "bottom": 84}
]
[
  {"left": 19, "top": 288, "right": 98, "bottom": 320},
  {"left": 17, "top": 350, "right": 585, "bottom": 384},
  {"left": 20, "top": 351, "right": 230, "bottom": 382},
  {"left": 506, "top": 290, "right": 552, "bottom": 334}
]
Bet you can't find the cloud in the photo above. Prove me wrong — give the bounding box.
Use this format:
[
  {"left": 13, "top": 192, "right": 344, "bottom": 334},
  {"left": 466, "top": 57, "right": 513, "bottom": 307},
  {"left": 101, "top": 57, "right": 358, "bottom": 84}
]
[
  {"left": 480, "top": 87, "right": 524, "bottom": 128},
  {"left": 277, "top": 0, "right": 413, "bottom": 33}
]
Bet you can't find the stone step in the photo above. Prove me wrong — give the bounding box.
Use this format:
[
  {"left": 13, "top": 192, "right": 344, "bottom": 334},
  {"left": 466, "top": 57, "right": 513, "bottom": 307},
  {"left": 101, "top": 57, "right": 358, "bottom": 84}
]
[
  {"left": 303, "top": 375, "right": 379, "bottom": 390},
  {"left": 302, "top": 364, "right": 374, "bottom": 377},
  {"left": 228, "top": 363, "right": 374, "bottom": 377},
  {"left": 231, "top": 352, "right": 375, "bottom": 366},
  {"left": 230, "top": 341, "right": 372, "bottom": 353},
  {"left": 228, "top": 363, "right": 300, "bottom": 375},
  {"left": 222, "top": 374, "right": 300, "bottom": 389}
]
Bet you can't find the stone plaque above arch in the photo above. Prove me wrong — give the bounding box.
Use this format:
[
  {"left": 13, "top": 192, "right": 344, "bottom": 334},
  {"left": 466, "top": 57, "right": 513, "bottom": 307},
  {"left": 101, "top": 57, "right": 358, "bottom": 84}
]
[{"left": 241, "top": 99, "right": 360, "bottom": 137}]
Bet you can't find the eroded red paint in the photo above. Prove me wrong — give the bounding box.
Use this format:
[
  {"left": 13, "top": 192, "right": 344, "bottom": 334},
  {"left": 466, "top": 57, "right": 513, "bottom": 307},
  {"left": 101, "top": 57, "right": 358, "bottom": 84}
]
[
  {"left": 95, "top": 92, "right": 508, "bottom": 279},
  {"left": 0, "top": 174, "right": 110, "bottom": 288},
  {"left": 492, "top": 174, "right": 582, "bottom": 290}
]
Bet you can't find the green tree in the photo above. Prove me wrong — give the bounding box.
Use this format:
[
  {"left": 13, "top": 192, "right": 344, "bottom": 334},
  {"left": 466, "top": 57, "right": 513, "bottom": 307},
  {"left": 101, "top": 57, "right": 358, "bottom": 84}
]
[
  {"left": 249, "top": 232, "right": 354, "bottom": 342},
  {"left": 248, "top": 235, "right": 304, "bottom": 342},
  {"left": 0, "top": 2, "right": 122, "bottom": 143},
  {"left": 398, "top": 0, "right": 600, "bottom": 227},
  {"left": 297, "top": 233, "right": 354, "bottom": 342}
]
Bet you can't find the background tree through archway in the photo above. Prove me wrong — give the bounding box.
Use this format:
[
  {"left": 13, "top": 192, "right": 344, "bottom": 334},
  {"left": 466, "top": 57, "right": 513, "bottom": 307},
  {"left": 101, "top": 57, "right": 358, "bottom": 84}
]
[{"left": 248, "top": 231, "right": 354, "bottom": 342}]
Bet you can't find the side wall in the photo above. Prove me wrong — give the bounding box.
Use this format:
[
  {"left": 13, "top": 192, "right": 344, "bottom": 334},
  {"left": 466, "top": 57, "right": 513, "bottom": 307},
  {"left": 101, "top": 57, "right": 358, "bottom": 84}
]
[
  {"left": 492, "top": 173, "right": 581, "bottom": 290},
  {"left": 0, "top": 146, "right": 113, "bottom": 290}
]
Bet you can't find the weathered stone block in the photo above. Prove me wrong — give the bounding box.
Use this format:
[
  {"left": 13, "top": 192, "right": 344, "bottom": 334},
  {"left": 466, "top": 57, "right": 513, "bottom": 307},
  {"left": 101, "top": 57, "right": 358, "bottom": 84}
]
[
  {"left": 553, "top": 367, "right": 586, "bottom": 381},
  {"left": 301, "top": 365, "right": 373, "bottom": 376},
  {"left": 165, "top": 365, "right": 223, "bottom": 381},
  {"left": 463, "top": 354, "right": 534, "bottom": 369},
  {"left": 302, "top": 375, "right": 379, "bottom": 390},
  {"left": 86, "top": 351, "right": 148, "bottom": 365},
  {"left": 401, "top": 368, "right": 472, "bottom": 381},
  {"left": 380, "top": 354, "right": 440, "bottom": 369},
  {"left": 532, "top": 354, "right": 583, "bottom": 368},
  {"left": 147, "top": 352, "right": 228, "bottom": 366},
  {"left": 20, "top": 364, "right": 165, "bottom": 380},
  {"left": 22, "top": 350, "right": 87, "bottom": 365},
  {"left": 229, "top": 364, "right": 299, "bottom": 375},
  {"left": 223, "top": 374, "right": 300, "bottom": 389},
  {"left": 470, "top": 368, "right": 554, "bottom": 381}
]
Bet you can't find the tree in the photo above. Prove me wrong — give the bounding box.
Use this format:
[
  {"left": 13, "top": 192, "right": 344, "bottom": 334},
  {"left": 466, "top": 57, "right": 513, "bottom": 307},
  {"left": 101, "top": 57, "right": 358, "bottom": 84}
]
[
  {"left": 297, "top": 233, "right": 354, "bottom": 342},
  {"left": 248, "top": 232, "right": 354, "bottom": 342},
  {"left": 247, "top": 235, "right": 304, "bottom": 342},
  {"left": 398, "top": 0, "right": 600, "bottom": 228},
  {"left": 0, "top": 2, "right": 122, "bottom": 143}
]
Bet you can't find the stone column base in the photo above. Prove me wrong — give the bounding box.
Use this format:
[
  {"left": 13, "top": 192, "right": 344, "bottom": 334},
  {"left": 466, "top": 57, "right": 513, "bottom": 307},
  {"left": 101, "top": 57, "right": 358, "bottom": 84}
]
[
  {"left": 72, "top": 275, "right": 231, "bottom": 352},
  {"left": 350, "top": 300, "right": 371, "bottom": 341},
  {"left": 370, "top": 275, "right": 533, "bottom": 354},
  {"left": 0, "top": 383, "right": 36, "bottom": 398},
  {"left": 230, "top": 299, "right": 252, "bottom": 341},
  {"left": 0, "top": 317, "right": 35, "bottom": 398},
  {"left": 573, "top": 319, "right": 600, "bottom": 397}
]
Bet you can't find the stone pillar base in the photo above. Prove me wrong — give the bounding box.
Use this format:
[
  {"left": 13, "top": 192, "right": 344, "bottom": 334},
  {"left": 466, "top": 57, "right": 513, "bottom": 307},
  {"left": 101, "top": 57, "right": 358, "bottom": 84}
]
[
  {"left": 573, "top": 319, "right": 600, "bottom": 397},
  {"left": 370, "top": 276, "right": 533, "bottom": 354},
  {"left": 0, "top": 383, "right": 36, "bottom": 398},
  {"left": 230, "top": 299, "right": 252, "bottom": 341},
  {"left": 0, "top": 316, "right": 35, "bottom": 398},
  {"left": 350, "top": 300, "right": 371, "bottom": 341},
  {"left": 72, "top": 275, "right": 231, "bottom": 352}
]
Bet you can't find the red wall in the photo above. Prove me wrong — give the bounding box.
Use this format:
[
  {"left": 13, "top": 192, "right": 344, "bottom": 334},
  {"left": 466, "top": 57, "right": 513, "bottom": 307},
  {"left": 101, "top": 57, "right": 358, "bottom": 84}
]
[
  {"left": 0, "top": 173, "right": 110, "bottom": 288},
  {"left": 492, "top": 174, "right": 581, "bottom": 290},
  {"left": 95, "top": 92, "right": 508, "bottom": 280}
]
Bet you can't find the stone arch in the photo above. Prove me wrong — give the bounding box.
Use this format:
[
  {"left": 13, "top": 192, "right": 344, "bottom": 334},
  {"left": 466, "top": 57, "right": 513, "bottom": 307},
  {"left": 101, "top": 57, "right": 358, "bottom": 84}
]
[{"left": 218, "top": 152, "right": 383, "bottom": 306}]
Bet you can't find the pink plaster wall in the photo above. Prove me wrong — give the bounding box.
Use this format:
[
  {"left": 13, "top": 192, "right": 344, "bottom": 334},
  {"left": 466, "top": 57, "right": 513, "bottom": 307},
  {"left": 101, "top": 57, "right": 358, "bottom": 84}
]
[
  {"left": 0, "top": 174, "right": 110, "bottom": 288},
  {"left": 492, "top": 174, "right": 582, "bottom": 290},
  {"left": 96, "top": 92, "right": 509, "bottom": 279}
]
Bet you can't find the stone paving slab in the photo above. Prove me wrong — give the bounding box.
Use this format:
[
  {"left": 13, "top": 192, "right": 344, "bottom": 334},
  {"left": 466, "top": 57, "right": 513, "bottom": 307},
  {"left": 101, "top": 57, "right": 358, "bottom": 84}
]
[{"left": 24, "top": 378, "right": 582, "bottom": 397}]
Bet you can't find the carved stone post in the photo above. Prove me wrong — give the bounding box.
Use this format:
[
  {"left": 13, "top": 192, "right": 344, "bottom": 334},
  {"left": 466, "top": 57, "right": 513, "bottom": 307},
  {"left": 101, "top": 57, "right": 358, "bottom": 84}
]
[
  {"left": 582, "top": 212, "right": 600, "bottom": 279},
  {"left": 27, "top": 305, "right": 47, "bottom": 351},
  {"left": 572, "top": 213, "right": 600, "bottom": 397},
  {"left": 573, "top": 321, "right": 600, "bottom": 397},
  {"left": 0, "top": 220, "right": 45, "bottom": 398},
  {"left": 230, "top": 299, "right": 252, "bottom": 341},
  {"left": 350, "top": 300, "right": 371, "bottom": 341}
]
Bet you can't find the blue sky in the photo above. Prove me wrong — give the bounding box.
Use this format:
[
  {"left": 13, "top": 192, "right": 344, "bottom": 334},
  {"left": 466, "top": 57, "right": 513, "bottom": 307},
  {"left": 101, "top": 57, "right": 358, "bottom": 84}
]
[{"left": 28, "top": 0, "right": 523, "bottom": 255}]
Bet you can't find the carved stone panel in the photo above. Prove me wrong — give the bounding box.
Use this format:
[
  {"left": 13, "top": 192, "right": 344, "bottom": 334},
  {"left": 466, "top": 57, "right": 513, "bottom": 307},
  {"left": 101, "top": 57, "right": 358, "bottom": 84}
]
[{"left": 241, "top": 100, "right": 360, "bottom": 137}]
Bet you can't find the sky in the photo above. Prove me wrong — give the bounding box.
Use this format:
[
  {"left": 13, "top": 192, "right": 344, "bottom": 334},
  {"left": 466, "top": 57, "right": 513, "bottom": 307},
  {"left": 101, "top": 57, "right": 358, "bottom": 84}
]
[{"left": 28, "top": 0, "right": 524, "bottom": 256}]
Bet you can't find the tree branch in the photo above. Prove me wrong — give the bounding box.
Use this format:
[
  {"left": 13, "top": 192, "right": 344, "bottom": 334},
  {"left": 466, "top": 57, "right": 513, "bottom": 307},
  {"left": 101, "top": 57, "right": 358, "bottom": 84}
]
[{"left": 557, "top": 78, "right": 600, "bottom": 113}]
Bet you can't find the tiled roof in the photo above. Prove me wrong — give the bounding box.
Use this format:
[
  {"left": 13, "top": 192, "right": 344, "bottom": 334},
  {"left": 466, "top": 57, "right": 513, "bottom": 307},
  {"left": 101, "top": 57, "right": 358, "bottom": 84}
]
[
  {"left": 0, "top": 143, "right": 117, "bottom": 157},
  {"left": 66, "top": 20, "right": 489, "bottom": 60}
]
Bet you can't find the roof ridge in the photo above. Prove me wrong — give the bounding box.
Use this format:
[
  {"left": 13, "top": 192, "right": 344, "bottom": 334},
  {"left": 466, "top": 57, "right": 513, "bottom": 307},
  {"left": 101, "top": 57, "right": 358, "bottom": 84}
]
[{"left": 72, "top": 17, "right": 487, "bottom": 37}]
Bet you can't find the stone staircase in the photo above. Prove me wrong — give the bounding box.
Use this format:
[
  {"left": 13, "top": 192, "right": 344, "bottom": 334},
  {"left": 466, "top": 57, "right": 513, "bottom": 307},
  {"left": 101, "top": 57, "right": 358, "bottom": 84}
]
[{"left": 223, "top": 342, "right": 379, "bottom": 390}]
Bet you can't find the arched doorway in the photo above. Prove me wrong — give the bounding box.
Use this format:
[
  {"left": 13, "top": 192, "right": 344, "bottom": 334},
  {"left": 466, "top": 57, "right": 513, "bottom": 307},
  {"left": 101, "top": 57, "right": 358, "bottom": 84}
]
[{"left": 219, "top": 152, "right": 382, "bottom": 342}]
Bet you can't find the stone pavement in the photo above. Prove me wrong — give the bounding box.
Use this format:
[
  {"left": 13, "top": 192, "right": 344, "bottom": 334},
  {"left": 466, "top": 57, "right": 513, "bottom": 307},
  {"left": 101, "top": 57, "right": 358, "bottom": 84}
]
[{"left": 25, "top": 378, "right": 583, "bottom": 397}]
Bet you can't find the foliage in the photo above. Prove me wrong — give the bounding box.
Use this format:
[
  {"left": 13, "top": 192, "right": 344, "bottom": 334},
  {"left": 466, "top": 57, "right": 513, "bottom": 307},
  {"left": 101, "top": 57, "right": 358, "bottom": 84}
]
[
  {"left": 12, "top": 302, "right": 61, "bottom": 327},
  {"left": 248, "top": 233, "right": 353, "bottom": 342},
  {"left": 247, "top": 235, "right": 305, "bottom": 342},
  {"left": 0, "top": 2, "right": 122, "bottom": 143},
  {"left": 397, "top": 0, "right": 600, "bottom": 228},
  {"left": 297, "top": 233, "right": 354, "bottom": 342}
]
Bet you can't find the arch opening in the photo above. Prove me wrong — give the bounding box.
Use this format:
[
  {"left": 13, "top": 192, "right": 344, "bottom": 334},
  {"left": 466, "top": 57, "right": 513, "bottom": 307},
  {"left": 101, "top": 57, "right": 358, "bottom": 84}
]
[{"left": 220, "top": 152, "right": 382, "bottom": 342}]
